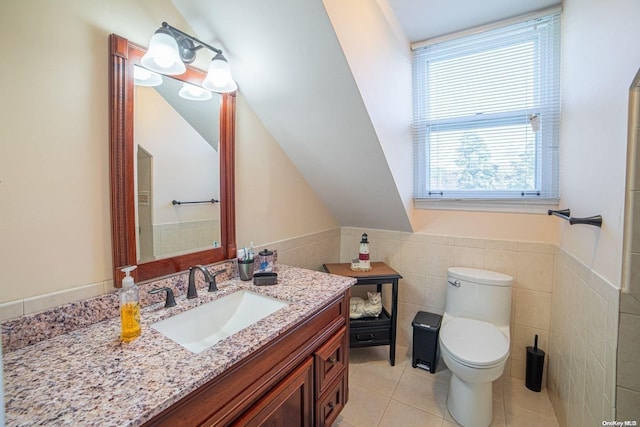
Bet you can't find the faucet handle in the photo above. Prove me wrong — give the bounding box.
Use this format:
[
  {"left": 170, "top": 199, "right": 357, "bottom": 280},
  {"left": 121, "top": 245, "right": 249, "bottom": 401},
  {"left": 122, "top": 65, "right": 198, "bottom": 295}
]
[
  {"left": 149, "top": 287, "right": 177, "bottom": 308},
  {"left": 207, "top": 269, "right": 227, "bottom": 292}
]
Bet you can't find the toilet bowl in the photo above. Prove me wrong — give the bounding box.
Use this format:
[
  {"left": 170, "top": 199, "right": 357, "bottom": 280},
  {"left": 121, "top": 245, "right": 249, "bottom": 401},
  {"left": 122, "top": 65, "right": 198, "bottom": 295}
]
[{"left": 439, "top": 267, "right": 512, "bottom": 427}]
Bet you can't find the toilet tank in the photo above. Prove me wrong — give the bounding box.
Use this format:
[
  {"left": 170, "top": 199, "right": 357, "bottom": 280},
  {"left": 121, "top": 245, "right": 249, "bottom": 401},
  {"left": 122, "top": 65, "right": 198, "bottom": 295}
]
[{"left": 445, "top": 267, "right": 513, "bottom": 327}]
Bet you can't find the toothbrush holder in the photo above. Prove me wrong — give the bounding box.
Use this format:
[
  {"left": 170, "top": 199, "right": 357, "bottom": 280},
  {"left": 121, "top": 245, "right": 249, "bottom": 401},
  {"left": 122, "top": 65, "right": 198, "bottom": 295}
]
[{"left": 238, "top": 258, "right": 255, "bottom": 281}]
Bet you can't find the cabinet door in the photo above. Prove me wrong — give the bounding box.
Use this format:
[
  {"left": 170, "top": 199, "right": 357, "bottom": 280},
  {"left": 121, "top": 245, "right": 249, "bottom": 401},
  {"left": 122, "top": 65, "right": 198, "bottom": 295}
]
[{"left": 231, "top": 357, "right": 313, "bottom": 427}]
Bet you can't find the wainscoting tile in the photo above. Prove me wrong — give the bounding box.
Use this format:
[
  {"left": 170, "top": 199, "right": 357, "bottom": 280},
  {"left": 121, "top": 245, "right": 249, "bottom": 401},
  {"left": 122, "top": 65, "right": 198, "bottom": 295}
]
[
  {"left": 516, "top": 252, "right": 554, "bottom": 293},
  {"left": 617, "top": 312, "right": 640, "bottom": 391},
  {"left": 514, "top": 289, "right": 551, "bottom": 330},
  {"left": 0, "top": 300, "right": 23, "bottom": 322},
  {"left": 23, "top": 282, "right": 104, "bottom": 315}
]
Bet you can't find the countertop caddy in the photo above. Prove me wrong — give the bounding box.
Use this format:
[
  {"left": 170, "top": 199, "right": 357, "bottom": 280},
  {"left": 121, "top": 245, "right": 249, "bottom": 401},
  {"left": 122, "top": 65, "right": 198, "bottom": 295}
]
[
  {"left": 2, "top": 265, "right": 355, "bottom": 426},
  {"left": 323, "top": 262, "right": 402, "bottom": 366}
]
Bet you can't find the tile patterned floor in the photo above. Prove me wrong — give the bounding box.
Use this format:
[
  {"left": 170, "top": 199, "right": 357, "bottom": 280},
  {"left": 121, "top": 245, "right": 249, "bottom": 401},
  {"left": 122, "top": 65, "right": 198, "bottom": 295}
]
[{"left": 334, "top": 346, "right": 559, "bottom": 427}]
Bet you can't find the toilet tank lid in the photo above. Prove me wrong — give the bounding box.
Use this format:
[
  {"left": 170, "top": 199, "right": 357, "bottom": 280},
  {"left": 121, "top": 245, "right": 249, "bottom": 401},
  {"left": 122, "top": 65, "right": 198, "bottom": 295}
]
[{"left": 448, "top": 267, "right": 513, "bottom": 286}]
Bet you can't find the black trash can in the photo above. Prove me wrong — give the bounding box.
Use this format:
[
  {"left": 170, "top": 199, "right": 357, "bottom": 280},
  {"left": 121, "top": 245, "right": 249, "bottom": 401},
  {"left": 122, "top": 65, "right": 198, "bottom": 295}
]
[{"left": 412, "top": 311, "right": 442, "bottom": 373}]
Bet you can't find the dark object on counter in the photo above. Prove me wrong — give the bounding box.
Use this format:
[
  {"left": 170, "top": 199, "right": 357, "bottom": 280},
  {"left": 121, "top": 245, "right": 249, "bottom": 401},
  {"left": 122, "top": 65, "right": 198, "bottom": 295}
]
[
  {"left": 238, "top": 258, "right": 255, "bottom": 281},
  {"left": 526, "top": 334, "right": 545, "bottom": 392},
  {"left": 412, "top": 311, "right": 442, "bottom": 373},
  {"left": 253, "top": 272, "right": 278, "bottom": 286},
  {"left": 255, "top": 248, "right": 276, "bottom": 272}
]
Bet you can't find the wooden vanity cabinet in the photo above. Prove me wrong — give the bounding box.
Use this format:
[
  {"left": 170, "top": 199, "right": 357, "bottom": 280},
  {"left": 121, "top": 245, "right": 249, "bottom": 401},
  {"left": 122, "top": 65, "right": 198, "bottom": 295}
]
[
  {"left": 143, "top": 291, "right": 349, "bottom": 427},
  {"left": 231, "top": 357, "right": 314, "bottom": 427}
]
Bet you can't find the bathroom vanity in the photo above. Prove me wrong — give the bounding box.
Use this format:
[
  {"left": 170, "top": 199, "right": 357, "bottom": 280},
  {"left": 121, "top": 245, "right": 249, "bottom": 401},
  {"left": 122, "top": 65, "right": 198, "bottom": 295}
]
[{"left": 1, "top": 265, "right": 355, "bottom": 426}]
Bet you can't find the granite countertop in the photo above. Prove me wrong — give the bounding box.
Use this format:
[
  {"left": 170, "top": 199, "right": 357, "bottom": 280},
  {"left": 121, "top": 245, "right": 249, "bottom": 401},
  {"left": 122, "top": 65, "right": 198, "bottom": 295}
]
[{"left": 2, "top": 265, "right": 355, "bottom": 427}]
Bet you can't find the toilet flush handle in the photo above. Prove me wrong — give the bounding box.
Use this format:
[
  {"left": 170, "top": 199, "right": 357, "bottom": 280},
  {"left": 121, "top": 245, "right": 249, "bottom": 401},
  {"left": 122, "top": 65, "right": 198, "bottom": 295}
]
[{"left": 448, "top": 279, "right": 461, "bottom": 287}]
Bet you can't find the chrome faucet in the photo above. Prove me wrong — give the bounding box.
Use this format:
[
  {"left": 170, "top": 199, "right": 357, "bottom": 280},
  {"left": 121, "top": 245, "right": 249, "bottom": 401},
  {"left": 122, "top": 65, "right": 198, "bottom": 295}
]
[{"left": 187, "top": 265, "right": 226, "bottom": 298}]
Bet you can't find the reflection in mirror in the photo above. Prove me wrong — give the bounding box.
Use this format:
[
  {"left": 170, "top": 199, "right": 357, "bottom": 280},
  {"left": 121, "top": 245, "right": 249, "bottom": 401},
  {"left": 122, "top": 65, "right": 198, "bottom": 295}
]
[{"left": 134, "top": 73, "right": 222, "bottom": 262}]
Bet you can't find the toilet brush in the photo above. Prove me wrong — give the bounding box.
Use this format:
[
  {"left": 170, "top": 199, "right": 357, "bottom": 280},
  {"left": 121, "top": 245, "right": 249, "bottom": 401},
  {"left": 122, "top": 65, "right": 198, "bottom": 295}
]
[{"left": 525, "top": 334, "right": 545, "bottom": 392}]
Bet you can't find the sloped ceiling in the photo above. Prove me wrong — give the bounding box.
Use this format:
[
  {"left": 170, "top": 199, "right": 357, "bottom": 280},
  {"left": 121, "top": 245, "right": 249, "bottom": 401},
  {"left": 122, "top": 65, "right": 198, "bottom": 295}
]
[
  {"left": 172, "top": 0, "right": 562, "bottom": 232},
  {"left": 173, "top": 0, "right": 413, "bottom": 231}
]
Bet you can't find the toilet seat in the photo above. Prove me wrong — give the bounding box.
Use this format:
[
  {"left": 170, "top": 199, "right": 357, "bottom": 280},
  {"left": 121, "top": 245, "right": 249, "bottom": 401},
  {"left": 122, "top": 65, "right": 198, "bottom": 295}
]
[{"left": 440, "top": 317, "right": 509, "bottom": 368}]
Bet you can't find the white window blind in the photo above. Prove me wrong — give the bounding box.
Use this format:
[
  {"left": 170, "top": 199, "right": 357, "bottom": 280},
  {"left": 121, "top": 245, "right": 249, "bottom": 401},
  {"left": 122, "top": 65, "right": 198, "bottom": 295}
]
[{"left": 412, "top": 12, "right": 561, "bottom": 207}]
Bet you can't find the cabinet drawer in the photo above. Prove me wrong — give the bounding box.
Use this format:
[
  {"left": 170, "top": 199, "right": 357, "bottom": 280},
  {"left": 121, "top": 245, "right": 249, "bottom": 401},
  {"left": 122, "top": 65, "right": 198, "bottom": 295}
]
[
  {"left": 314, "top": 326, "right": 347, "bottom": 396},
  {"left": 315, "top": 374, "right": 346, "bottom": 427},
  {"left": 349, "top": 327, "right": 390, "bottom": 347}
]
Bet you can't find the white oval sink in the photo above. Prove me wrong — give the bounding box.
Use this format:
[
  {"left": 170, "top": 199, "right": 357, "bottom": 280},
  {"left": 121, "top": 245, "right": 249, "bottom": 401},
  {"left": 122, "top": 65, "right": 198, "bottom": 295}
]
[{"left": 151, "top": 290, "right": 288, "bottom": 353}]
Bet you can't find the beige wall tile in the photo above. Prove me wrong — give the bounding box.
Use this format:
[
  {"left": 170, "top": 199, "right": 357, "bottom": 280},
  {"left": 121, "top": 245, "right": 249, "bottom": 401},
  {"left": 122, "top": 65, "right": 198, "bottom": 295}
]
[
  {"left": 453, "top": 246, "right": 484, "bottom": 269},
  {"left": 514, "top": 289, "right": 551, "bottom": 330},
  {"left": 424, "top": 275, "right": 447, "bottom": 313},
  {"left": 518, "top": 242, "right": 555, "bottom": 254},
  {"left": 484, "top": 249, "right": 517, "bottom": 279},
  {"left": 570, "top": 330, "right": 587, "bottom": 385},
  {"left": 454, "top": 237, "right": 484, "bottom": 248},
  {"left": 629, "top": 252, "right": 640, "bottom": 299},
  {"left": 573, "top": 277, "right": 590, "bottom": 337},
  {"left": 517, "top": 252, "right": 554, "bottom": 292},
  {"left": 430, "top": 234, "right": 454, "bottom": 245},
  {"left": 398, "top": 273, "right": 426, "bottom": 305},
  {"left": 510, "top": 359, "right": 526, "bottom": 380},
  {"left": 606, "top": 285, "right": 620, "bottom": 343},
  {"left": 567, "top": 375, "right": 585, "bottom": 427},
  {"left": 616, "top": 386, "right": 640, "bottom": 421},
  {"left": 102, "top": 279, "right": 116, "bottom": 294},
  {"left": 604, "top": 341, "right": 617, "bottom": 404},
  {"left": 485, "top": 239, "right": 518, "bottom": 251},
  {"left": 426, "top": 243, "right": 454, "bottom": 277},
  {"left": 631, "top": 190, "right": 640, "bottom": 253},
  {"left": 584, "top": 351, "right": 606, "bottom": 421},
  {"left": 511, "top": 324, "right": 549, "bottom": 362},
  {"left": 398, "top": 241, "right": 428, "bottom": 274},
  {"left": 620, "top": 290, "right": 640, "bottom": 315},
  {"left": 617, "top": 312, "right": 640, "bottom": 391},
  {"left": 397, "top": 302, "right": 425, "bottom": 348},
  {"left": 585, "top": 286, "right": 608, "bottom": 367},
  {"left": 0, "top": 300, "right": 23, "bottom": 321},
  {"left": 23, "top": 282, "right": 104, "bottom": 315}
]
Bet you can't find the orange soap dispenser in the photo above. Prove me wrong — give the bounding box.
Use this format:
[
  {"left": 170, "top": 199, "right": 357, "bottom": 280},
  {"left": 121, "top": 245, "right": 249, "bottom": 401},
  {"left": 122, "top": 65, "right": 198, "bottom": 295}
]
[{"left": 119, "top": 266, "right": 141, "bottom": 342}]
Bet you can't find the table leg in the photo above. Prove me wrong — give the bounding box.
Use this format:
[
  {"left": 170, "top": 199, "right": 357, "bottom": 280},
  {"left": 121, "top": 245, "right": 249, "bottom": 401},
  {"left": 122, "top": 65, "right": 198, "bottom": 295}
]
[{"left": 390, "top": 279, "right": 398, "bottom": 366}]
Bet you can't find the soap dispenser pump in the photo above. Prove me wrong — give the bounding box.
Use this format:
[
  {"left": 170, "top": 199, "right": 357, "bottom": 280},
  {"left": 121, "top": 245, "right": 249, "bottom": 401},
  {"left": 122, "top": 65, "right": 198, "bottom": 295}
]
[{"left": 119, "top": 266, "right": 141, "bottom": 342}]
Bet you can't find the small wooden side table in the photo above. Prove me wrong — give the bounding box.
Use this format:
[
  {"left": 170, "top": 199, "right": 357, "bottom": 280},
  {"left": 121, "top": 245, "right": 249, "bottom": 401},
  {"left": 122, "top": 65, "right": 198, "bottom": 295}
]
[{"left": 322, "top": 262, "right": 402, "bottom": 366}]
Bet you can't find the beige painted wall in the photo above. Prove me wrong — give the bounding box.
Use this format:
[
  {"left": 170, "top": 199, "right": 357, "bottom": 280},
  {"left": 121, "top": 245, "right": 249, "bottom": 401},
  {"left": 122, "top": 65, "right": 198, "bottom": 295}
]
[
  {"left": 558, "top": 0, "right": 640, "bottom": 286},
  {"left": 410, "top": 209, "right": 557, "bottom": 243},
  {"left": 0, "top": 0, "right": 337, "bottom": 304},
  {"left": 235, "top": 93, "right": 338, "bottom": 248}
]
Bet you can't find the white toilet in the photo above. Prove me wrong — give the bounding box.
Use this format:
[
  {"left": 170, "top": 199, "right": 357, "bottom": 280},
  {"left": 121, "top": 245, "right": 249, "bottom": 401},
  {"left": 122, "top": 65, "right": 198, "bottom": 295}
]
[{"left": 439, "top": 267, "right": 513, "bottom": 427}]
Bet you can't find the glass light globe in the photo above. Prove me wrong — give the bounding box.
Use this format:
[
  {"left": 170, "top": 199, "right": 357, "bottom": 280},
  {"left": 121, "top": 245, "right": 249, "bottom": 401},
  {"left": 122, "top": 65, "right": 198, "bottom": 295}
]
[{"left": 141, "top": 29, "right": 186, "bottom": 75}]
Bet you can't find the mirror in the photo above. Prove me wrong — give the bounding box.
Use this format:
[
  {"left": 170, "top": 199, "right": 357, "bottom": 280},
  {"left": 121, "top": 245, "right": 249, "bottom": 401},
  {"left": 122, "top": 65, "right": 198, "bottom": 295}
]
[
  {"left": 134, "top": 71, "right": 221, "bottom": 262},
  {"left": 109, "top": 34, "right": 236, "bottom": 284}
]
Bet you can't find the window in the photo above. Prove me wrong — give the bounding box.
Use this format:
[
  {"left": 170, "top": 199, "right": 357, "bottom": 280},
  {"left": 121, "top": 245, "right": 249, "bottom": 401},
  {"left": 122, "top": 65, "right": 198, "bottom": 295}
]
[{"left": 412, "top": 12, "right": 561, "bottom": 210}]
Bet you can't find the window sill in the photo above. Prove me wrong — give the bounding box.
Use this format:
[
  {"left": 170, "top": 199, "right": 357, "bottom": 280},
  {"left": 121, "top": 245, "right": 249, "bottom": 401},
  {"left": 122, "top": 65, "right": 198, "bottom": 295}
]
[{"left": 413, "top": 198, "right": 560, "bottom": 214}]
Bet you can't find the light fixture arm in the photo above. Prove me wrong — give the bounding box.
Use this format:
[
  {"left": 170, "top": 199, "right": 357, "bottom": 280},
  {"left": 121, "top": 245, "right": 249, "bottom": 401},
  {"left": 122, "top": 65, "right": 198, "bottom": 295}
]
[{"left": 161, "top": 22, "right": 223, "bottom": 59}]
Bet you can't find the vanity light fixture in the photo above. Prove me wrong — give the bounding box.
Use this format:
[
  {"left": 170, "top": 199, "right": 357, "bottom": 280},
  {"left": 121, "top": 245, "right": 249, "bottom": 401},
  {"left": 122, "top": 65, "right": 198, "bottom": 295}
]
[
  {"left": 141, "top": 22, "right": 237, "bottom": 93},
  {"left": 133, "top": 65, "right": 163, "bottom": 87},
  {"left": 178, "top": 82, "right": 213, "bottom": 101}
]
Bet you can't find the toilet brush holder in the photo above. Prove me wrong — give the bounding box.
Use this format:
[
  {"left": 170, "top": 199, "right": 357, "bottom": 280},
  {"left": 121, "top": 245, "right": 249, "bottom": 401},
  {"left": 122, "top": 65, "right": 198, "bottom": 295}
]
[{"left": 525, "top": 334, "right": 545, "bottom": 392}]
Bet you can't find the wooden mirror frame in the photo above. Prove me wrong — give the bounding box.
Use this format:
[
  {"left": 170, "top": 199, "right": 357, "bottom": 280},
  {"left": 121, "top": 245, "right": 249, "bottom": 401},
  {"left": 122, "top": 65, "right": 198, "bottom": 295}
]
[{"left": 109, "top": 34, "right": 236, "bottom": 284}]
